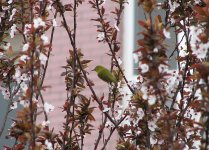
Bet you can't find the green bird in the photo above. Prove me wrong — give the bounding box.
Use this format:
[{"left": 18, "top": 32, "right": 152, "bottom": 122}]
[{"left": 93, "top": 65, "right": 116, "bottom": 83}]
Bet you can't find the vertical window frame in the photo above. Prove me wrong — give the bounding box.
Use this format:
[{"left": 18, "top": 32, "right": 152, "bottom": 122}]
[{"left": 122, "top": 0, "right": 137, "bottom": 81}]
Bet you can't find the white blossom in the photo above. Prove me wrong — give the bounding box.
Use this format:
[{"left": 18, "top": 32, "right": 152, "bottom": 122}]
[
  {"left": 192, "top": 42, "right": 208, "bottom": 60},
  {"left": 103, "top": 107, "right": 110, "bottom": 113},
  {"left": 11, "top": 122, "right": 16, "bottom": 127},
  {"left": 153, "top": 48, "right": 158, "bottom": 53},
  {"left": 13, "top": 67, "right": 21, "bottom": 83},
  {"left": 97, "top": 32, "right": 105, "bottom": 41},
  {"left": 193, "top": 139, "right": 201, "bottom": 149},
  {"left": 20, "top": 82, "right": 28, "bottom": 92},
  {"left": 137, "top": 108, "right": 144, "bottom": 120},
  {"left": 44, "top": 102, "right": 55, "bottom": 113},
  {"left": 45, "top": 140, "right": 53, "bottom": 150},
  {"left": 168, "top": 0, "right": 180, "bottom": 12},
  {"left": 22, "top": 43, "right": 29, "bottom": 51},
  {"left": 10, "top": 24, "right": 17, "bottom": 38},
  {"left": 8, "top": 0, "right": 13, "bottom": 4},
  {"left": 3, "top": 72, "right": 7, "bottom": 77},
  {"left": 199, "top": 78, "right": 205, "bottom": 85},
  {"left": 46, "top": 0, "right": 53, "bottom": 11},
  {"left": 137, "top": 74, "right": 144, "bottom": 83},
  {"left": 2, "top": 6, "right": 9, "bottom": 11},
  {"left": 183, "top": 144, "right": 189, "bottom": 150},
  {"left": 170, "top": 18, "right": 175, "bottom": 25},
  {"left": 125, "top": 129, "right": 132, "bottom": 137},
  {"left": 190, "top": 26, "right": 208, "bottom": 60},
  {"left": 10, "top": 102, "right": 17, "bottom": 109},
  {"left": 165, "top": 70, "right": 182, "bottom": 95},
  {"left": 20, "top": 100, "right": 29, "bottom": 107},
  {"left": 158, "top": 139, "right": 164, "bottom": 145},
  {"left": 33, "top": 17, "right": 46, "bottom": 29},
  {"left": 150, "top": 134, "right": 157, "bottom": 145},
  {"left": 47, "top": 5, "right": 52, "bottom": 11},
  {"left": 105, "top": 121, "right": 114, "bottom": 128},
  {"left": 117, "top": 57, "right": 122, "bottom": 65},
  {"left": 41, "top": 34, "right": 49, "bottom": 45},
  {"left": 42, "top": 120, "right": 50, "bottom": 127},
  {"left": 9, "top": 8, "right": 16, "bottom": 21},
  {"left": 148, "top": 95, "right": 156, "bottom": 105},
  {"left": 156, "top": 2, "right": 162, "bottom": 10},
  {"left": 39, "top": 53, "right": 47, "bottom": 65},
  {"left": 179, "top": 50, "right": 188, "bottom": 57},
  {"left": 148, "top": 120, "right": 158, "bottom": 131},
  {"left": 24, "top": 24, "right": 32, "bottom": 35},
  {"left": 158, "top": 64, "right": 168, "bottom": 73},
  {"left": 163, "top": 29, "right": 171, "bottom": 39},
  {"left": 34, "top": 70, "right": 39, "bottom": 75},
  {"left": 21, "top": 73, "right": 29, "bottom": 81},
  {"left": 138, "top": 51, "right": 142, "bottom": 58},
  {"left": 133, "top": 53, "right": 139, "bottom": 63},
  {"left": 195, "top": 0, "right": 201, "bottom": 4},
  {"left": 140, "top": 63, "right": 149, "bottom": 73},
  {"left": 141, "top": 85, "right": 148, "bottom": 100},
  {"left": 52, "top": 19, "right": 57, "bottom": 27},
  {"left": 136, "top": 130, "right": 141, "bottom": 135},
  {"left": 0, "top": 87, "right": 10, "bottom": 100},
  {"left": 33, "top": 98, "right": 39, "bottom": 104},
  {"left": 19, "top": 55, "right": 28, "bottom": 63}
]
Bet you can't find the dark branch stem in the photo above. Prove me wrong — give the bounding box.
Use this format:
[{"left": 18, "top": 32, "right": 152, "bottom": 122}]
[{"left": 29, "top": 2, "right": 36, "bottom": 147}]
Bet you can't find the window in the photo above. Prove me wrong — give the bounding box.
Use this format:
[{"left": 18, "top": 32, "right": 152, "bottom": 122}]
[
  {"left": 0, "top": 35, "right": 22, "bottom": 146},
  {"left": 122, "top": 1, "right": 177, "bottom": 81}
]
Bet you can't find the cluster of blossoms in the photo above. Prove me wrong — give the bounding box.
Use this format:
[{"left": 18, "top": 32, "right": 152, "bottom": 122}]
[
  {"left": 190, "top": 26, "right": 209, "bottom": 60},
  {"left": 110, "top": 0, "right": 209, "bottom": 149}
]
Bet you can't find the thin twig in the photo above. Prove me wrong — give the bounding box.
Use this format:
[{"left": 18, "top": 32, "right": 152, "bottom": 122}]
[
  {"left": 28, "top": 2, "right": 36, "bottom": 146},
  {"left": 100, "top": 115, "right": 127, "bottom": 150},
  {"left": 94, "top": 115, "right": 107, "bottom": 150}
]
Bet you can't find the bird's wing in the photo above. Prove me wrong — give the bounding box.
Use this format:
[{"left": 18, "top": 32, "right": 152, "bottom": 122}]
[{"left": 98, "top": 69, "right": 116, "bottom": 83}]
